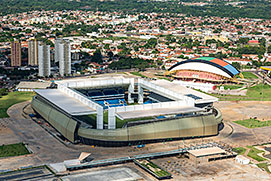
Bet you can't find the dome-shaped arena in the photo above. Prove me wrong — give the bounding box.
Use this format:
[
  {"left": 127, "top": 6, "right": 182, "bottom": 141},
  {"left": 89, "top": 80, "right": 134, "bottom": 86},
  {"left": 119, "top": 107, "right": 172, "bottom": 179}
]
[{"left": 168, "top": 57, "right": 240, "bottom": 83}]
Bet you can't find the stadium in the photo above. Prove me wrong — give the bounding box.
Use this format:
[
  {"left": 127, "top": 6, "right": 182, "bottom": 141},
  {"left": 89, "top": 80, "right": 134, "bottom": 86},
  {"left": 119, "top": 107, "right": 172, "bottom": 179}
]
[
  {"left": 167, "top": 57, "right": 240, "bottom": 83},
  {"left": 31, "top": 76, "right": 223, "bottom": 146}
]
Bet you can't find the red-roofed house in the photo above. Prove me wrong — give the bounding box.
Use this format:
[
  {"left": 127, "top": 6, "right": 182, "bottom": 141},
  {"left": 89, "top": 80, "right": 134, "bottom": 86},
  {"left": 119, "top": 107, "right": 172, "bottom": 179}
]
[{"left": 248, "top": 40, "right": 260, "bottom": 46}]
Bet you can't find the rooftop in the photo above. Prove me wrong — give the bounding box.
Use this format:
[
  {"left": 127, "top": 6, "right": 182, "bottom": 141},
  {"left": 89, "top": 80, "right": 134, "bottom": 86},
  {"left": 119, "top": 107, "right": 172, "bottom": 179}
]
[
  {"left": 35, "top": 89, "right": 96, "bottom": 116},
  {"left": 16, "top": 81, "right": 52, "bottom": 89},
  {"left": 188, "top": 147, "right": 226, "bottom": 157}
]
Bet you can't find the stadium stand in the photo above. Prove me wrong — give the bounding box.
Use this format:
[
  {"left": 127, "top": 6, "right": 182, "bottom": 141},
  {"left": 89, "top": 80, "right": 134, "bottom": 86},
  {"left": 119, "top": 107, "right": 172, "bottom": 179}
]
[
  {"left": 144, "top": 99, "right": 156, "bottom": 104},
  {"left": 78, "top": 88, "right": 127, "bottom": 109}
]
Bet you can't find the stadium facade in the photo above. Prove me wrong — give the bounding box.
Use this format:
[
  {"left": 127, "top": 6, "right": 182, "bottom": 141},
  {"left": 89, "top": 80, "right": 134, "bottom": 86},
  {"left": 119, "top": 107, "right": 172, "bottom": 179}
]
[
  {"left": 31, "top": 76, "right": 223, "bottom": 146},
  {"left": 167, "top": 57, "right": 240, "bottom": 83}
]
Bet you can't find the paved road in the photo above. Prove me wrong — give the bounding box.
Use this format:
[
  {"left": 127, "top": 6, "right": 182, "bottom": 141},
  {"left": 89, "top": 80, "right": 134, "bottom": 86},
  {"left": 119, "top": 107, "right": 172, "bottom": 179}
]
[{"left": 0, "top": 101, "right": 81, "bottom": 170}]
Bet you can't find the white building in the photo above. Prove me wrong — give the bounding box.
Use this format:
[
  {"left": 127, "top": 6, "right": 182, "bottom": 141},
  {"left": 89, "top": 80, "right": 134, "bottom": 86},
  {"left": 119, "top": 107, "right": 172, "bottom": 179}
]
[
  {"left": 55, "top": 38, "right": 71, "bottom": 76},
  {"left": 38, "top": 42, "right": 51, "bottom": 77}
]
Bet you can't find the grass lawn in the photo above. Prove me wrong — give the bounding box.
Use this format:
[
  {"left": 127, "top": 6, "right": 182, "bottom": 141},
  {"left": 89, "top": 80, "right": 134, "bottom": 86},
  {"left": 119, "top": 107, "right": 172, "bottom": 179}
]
[
  {"left": 138, "top": 160, "right": 171, "bottom": 178},
  {"left": 239, "top": 72, "right": 258, "bottom": 79},
  {"left": 130, "top": 72, "right": 148, "bottom": 78},
  {"left": 257, "top": 163, "right": 271, "bottom": 173},
  {"left": 0, "top": 92, "right": 35, "bottom": 118},
  {"left": 220, "top": 84, "right": 243, "bottom": 90},
  {"left": 0, "top": 143, "right": 30, "bottom": 158},
  {"left": 234, "top": 119, "right": 271, "bottom": 128},
  {"left": 246, "top": 83, "right": 271, "bottom": 100},
  {"left": 247, "top": 147, "right": 266, "bottom": 162},
  {"left": 232, "top": 147, "right": 247, "bottom": 155},
  {"left": 211, "top": 83, "right": 271, "bottom": 101}
]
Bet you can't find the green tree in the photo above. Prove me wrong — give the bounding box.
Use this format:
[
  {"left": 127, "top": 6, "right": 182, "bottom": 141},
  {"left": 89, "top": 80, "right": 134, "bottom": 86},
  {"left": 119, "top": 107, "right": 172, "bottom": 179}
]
[
  {"left": 145, "top": 38, "right": 157, "bottom": 49},
  {"left": 232, "top": 62, "right": 241, "bottom": 70},
  {"left": 92, "top": 49, "right": 103, "bottom": 63}
]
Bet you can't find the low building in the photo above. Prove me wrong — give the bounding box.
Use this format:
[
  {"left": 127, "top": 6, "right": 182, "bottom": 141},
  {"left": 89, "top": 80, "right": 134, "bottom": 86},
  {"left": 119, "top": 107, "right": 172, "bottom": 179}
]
[
  {"left": 235, "top": 155, "right": 250, "bottom": 165},
  {"left": 188, "top": 147, "right": 236, "bottom": 163},
  {"left": 16, "top": 81, "right": 52, "bottom": 92}
]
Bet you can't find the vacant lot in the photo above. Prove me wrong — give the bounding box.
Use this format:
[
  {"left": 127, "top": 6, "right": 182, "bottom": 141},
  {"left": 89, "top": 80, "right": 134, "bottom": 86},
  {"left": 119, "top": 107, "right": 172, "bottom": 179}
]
[{"left": 0, "top": 92, "right": 34, "bottom": 118}]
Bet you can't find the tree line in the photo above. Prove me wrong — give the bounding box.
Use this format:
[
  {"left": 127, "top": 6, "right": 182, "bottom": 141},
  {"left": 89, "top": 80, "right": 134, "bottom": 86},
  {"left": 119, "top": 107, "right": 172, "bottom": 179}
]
[{"left": 1, "top": 0, "right": 271, "bottom": 19}]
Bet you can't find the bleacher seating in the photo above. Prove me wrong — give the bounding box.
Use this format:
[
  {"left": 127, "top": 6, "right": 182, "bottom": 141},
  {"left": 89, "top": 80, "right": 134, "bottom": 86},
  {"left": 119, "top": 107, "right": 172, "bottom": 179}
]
[
  {"left": 144, "top": 99, "right": 157, "bottom": 104},
  {"left": 156, "top": 115, "right": 166, "bottom": 119},
  {"left": 96, "top": 100, "right": 108, "bottom": 109},
  {"left": 88, "top": 91, "right": 103, "bottom": 97},
  {"left": 118, "top": 89, "right": 124, "bottom": 94},
  {"left": 120, "top": 98, "right": 127, "bottom": 106},
  {"left": 95, "top": 98, "right": 127, "bottom": 108},
  {"left": 176, "top": 114, "right": 183, "bottom": 117},
  {"left": 107, "top": 99, "right": 120, "bottom": 105},
  {"left": 79, "top": 88, "right": 127, "bottom": 109},
  {"left": 103, "top": 89, "right": 118, "bottom": 95}
]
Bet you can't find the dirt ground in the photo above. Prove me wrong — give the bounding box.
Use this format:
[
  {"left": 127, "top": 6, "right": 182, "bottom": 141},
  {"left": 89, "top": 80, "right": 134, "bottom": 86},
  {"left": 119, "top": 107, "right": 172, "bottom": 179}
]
[
  {"left": 151, "top": 157, "right": 271, "bottom": 180},
  {"left": 214, "top": 101, "right": 271, "bottom": 121}
]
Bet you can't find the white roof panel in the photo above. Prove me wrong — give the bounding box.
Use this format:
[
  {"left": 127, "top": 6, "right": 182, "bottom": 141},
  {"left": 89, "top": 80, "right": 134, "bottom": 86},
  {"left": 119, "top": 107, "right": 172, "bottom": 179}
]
[{"left": 35, "top": 89, "right": 95, "bottom": 116}]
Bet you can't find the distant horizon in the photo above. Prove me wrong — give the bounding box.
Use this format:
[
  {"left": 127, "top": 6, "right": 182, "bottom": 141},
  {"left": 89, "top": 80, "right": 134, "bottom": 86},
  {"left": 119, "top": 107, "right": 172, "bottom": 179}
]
[{"left": 1, "top": 0, "right": 271, "bottom": 19}]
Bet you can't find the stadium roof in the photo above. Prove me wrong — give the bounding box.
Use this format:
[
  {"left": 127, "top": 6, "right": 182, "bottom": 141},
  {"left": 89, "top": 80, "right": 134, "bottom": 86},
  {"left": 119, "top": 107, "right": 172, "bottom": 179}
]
[
  {"left": 116, "top": 106, "right": 203, "bottom": 120},
  {"left": 151, "top": 80, "right": 218, "bottom": 104},
  {"left": 168, "top": 57, "right": 240, "bottom": 78},
  {"left": 35, "top": 89, "right": 96, "bottom": 116}
]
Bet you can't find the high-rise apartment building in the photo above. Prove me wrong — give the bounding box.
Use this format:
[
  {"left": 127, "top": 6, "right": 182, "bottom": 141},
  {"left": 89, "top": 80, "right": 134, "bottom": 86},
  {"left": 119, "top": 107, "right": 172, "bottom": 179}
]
[
  {"left": 38, "top": 42, "right": 51, "bottom": 77},
  {"left": 55, "top": 38, "right": 71, "bottom": 76},
  {"left": 11, "top": 41, "right": 21, "bottom": 67},
  {"left": 28, "top": 39, "right": 39, "bottom": 66}
]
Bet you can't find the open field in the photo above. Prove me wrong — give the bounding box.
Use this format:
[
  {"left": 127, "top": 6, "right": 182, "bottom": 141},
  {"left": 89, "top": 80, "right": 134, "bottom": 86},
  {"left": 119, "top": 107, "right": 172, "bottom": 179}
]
[
  {"left": 212, "top": 83, "right": 271, "bottom": 101},
  {"left": 232, "top": 147, "right": 247, "bottom": 155},
  {"left": 247, "top": 146, "right": 266, "bottom": 162},
  {"left": 239, "top": 72, "right": 258, "bottom": 79},
  {"left": 0, "top": 92, "right": 35, "bottom": 118},
  {"left": 0, "top": 143, "right": 30, "bottom": 158},
  {"left": 234, "top": 119, "right": 271, "bottom": 128}
]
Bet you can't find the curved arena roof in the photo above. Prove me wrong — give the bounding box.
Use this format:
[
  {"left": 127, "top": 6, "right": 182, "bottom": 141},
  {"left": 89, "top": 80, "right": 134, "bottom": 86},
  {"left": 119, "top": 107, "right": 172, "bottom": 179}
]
[{"left": 168, "top": 57, "right": 240, "bottom": 78}]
